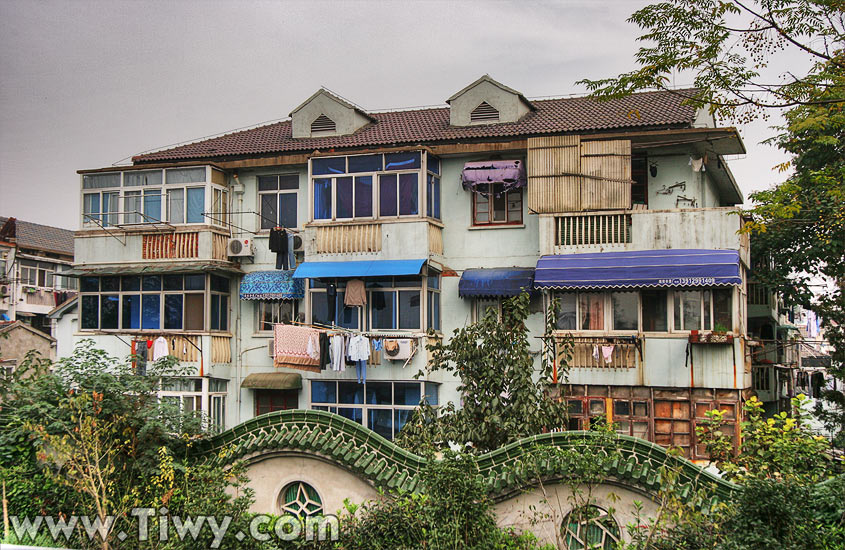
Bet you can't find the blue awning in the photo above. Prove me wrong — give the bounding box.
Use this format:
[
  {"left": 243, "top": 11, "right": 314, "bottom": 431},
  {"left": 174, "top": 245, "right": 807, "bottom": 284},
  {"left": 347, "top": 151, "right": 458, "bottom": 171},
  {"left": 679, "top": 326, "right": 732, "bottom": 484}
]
[
  {"left": 292, "top": 258, "right": 426, "bottom": 279},
  {"left": 240, "top": 270, "right": 304, "bottom": 300},
  {"left": 459, "top": 268, "right": 535, "bottom": 298},
  {"left": 534, "top": 249, "right": 742, "bottom": 290}
]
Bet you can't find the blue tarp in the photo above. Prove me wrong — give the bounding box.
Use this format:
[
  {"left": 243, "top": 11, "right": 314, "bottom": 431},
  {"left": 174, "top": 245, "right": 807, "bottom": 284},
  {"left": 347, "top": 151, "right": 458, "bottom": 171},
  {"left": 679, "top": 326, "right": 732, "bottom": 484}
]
[
  {"left": 458, "top": 268, "right": 535, "bottom": 298},
  {"left": 240, "top": 270, "right": 304, "bottom": 300},
  {"left": 293, "top": 259, "right": 426, "bottom": 279},
  {"left": 534, "top": 249, "right": 742, "bottom": 289}
]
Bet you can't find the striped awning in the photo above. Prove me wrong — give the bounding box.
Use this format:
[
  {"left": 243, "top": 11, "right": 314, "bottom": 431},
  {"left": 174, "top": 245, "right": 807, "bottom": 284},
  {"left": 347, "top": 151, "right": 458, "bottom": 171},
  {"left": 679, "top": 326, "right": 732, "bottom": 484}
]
[
  {"left": 240, "top": 270, "right": 304, "bottom": 300},
  {"left": 458, "top": 268, "right": 535, "bottom": 298},
  {"left": 534, "top": 249, "right": 742, "bottom": 289}
]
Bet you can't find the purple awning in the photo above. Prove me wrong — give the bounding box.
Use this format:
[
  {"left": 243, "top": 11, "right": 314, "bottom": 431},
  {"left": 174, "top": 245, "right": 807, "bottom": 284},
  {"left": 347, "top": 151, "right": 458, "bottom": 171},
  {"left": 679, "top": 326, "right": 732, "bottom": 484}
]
[{"left": 461, "top": 160, "right": 526, "bottom": 193}]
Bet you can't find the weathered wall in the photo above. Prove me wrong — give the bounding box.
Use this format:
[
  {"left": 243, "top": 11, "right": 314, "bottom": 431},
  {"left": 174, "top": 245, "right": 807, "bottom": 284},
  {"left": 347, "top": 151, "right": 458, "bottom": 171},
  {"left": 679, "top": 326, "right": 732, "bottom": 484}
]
[
  {"left": 449, "top": 79, "right": 532, "bottom": 126},
  {"left": 0, "top": 323, "right": 55, "bottom": 364}
]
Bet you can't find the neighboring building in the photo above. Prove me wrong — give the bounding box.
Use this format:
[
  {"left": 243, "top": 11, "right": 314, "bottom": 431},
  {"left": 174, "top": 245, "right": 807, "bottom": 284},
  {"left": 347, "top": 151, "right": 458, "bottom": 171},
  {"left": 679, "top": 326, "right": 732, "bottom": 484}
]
[
  {"left": 0, "top": 320, "right": 56, "bottom": 377},
  {"left": 70, "top": 76, "right": 751, "bottom": 458},
  {"left": 0, "top": 217, "right": 76, "bottom": 339}
]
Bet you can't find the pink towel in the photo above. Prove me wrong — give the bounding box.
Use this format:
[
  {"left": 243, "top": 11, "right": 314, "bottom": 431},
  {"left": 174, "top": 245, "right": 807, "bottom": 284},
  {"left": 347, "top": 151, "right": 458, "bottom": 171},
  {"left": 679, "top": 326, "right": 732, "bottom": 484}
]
[
  {"left": 601, "top": 345, "right": 615, "bottom": 364},
  {"left": 274, "top": 324, "right": 319, "bottom": 367}
]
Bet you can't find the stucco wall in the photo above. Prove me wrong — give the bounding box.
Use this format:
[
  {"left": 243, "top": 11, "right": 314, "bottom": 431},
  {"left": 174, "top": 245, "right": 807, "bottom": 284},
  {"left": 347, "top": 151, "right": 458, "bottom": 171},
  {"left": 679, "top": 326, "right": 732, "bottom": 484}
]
[
  {"left": 0, "top": 323, "right": 54, "bottom": 364},
  {"left": 449, "top": 80, "right": 531, "bottom": 126}
]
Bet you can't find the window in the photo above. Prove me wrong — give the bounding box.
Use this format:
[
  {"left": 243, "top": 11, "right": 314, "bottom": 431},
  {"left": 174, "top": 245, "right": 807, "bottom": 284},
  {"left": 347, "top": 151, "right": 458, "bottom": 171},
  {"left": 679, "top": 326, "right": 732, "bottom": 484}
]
[
  {"left": 474, "top": 298, "right": 502, "bottom": 321},
  {"left": 280, "top": 482, "right": 323, "bottom": 518},
  {"left": 311, "top": 114, "right": 335, "bottom": 134},
  {"left": 311, "top": 152, "right": 431, "bottom": 221},
  {"left": 255, "top": 389, "right": 298, "bottom": 415},
  {"left": 673, "top": 289, "right": 732, "bottom": 332},
  {"left": 427, "top": 270, "right": 441, "bottom": 331},
  {"left": 472, "top": 183, "right": 522, "bottom": 225},
  {"left": 78, "top": 273, "right": 227, "bottom": 332},
  {"left": 561, "top": 506, "right": 621, "bottom": 550},
  {"left": 311, "top": 380, "right": 438, "bottom": 440},
  {"left": 641, "top": 289, "right": 668, "bottom": 331},
  {"left": 612, "top": 399, "right": 650, "bottom": 439},
  {"left": 631, "top": 153, "right": 648, "bottom": 206},
  {"left": 19, "top": 260, "right": 56, "bottom": 289},
  {"left": 256, "top": 300, "right": 298, "bottom": 332},
  {"left": 310, "top": 280, "right": 361, "bottom": 330},
  {"left": 159, "top": 377, "right": 227, "bottom": 431},
  {"left": 259, "top": 174, "right": 298, "bottom": 230},
  {"left": 369, "top": 277, "right": 421, "bottom": 330},
  {"left": 470, "top": 101, "right": 499, "bottom": 123}
]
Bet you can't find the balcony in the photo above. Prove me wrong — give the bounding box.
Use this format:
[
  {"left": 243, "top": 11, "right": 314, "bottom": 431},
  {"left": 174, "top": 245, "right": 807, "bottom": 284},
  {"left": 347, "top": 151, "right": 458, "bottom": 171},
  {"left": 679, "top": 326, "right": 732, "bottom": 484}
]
[
  {"left": 303, "top": 220, "right": 443, "bottom": 260},
  {"left": 556, "top": 336, "right": 641, "bottom": 369},
  {"left": 539, "top": 207, "right": 749, "bottom": 265}
]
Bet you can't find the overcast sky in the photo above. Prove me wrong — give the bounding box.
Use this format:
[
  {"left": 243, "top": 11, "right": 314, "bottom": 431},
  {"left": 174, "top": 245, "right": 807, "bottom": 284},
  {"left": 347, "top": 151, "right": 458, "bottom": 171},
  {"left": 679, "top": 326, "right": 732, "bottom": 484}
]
[{"left": 0, "top": 0, "right": 791, "bottom": 230}]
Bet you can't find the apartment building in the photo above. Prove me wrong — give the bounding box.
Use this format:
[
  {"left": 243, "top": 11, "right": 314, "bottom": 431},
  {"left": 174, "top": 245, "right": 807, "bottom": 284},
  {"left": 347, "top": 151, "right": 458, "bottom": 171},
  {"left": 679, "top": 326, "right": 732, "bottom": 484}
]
[{"left": 67, "top": 76, "right": 751, "bottom": 456}]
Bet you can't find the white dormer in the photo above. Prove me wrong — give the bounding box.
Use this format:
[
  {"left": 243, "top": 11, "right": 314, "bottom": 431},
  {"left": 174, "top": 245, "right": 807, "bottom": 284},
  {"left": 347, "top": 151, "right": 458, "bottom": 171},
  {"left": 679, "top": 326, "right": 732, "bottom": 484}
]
[
  {"left": 290, "top": 88, "right": 374, "bottom": 138},
  {"left": 447, "top": 75, "right": 535, "bottom": 126}
]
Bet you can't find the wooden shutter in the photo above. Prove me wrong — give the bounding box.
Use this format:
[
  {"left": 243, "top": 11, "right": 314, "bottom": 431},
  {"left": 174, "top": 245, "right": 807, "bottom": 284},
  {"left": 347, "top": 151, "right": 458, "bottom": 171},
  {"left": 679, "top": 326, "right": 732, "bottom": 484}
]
[
  {"left": 580, "top": 139, "right": 632, "bottom": 210},
  {"left": 527, "top": 135, "right": 581, "bottom": 212}
]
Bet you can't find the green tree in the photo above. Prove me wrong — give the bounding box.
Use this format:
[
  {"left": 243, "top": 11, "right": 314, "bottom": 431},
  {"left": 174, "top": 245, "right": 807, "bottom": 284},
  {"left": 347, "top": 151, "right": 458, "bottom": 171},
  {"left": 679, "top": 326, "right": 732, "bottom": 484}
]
[{"left": 396, "top": 292, "right": 569, "bottom": 454}]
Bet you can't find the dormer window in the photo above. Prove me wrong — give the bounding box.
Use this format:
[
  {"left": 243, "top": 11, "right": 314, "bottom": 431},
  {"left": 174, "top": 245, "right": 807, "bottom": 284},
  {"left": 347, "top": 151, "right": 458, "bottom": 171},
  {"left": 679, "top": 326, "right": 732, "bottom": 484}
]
[
  {"left": 470, "top": 102, "right": 499, "bottom": 123},
  {"left": 311, "top": 114, "right": 336, "bottom": 134}
]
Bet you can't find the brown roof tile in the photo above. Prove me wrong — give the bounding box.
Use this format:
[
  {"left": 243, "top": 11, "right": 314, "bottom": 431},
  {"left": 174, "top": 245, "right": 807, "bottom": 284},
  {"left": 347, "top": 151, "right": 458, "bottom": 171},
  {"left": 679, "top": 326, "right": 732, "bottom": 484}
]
[
  {"left": 0, "top": 217, "right": 74, "bottom": 256},
  {"left": 133, "top": 90, "right": 698, "bottom": 163}
]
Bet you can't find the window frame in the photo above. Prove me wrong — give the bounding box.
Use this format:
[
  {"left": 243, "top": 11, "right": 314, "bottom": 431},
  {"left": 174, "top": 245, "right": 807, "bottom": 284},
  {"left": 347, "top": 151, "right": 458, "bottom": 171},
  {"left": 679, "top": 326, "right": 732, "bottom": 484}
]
[
  {"left": 471, "top": 183, "right": 523, "bottom": 226},
  {"left": 258, "top": 173, "right": 299, "bottom": 231},
  {"left": 255, "top": 299, "right": 299, "bottom": 334}
]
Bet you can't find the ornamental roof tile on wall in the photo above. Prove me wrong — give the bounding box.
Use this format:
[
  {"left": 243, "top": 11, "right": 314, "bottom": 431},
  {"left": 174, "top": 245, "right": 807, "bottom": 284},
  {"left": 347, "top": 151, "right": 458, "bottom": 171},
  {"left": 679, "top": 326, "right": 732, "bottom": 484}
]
[{"left": 133, "top": 90, "right": 698, "bottom": 163}]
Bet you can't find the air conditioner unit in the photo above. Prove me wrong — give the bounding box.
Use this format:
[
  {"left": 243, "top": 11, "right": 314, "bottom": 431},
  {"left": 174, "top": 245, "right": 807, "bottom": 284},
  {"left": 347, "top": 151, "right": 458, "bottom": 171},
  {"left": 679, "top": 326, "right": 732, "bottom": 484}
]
[
  {"left": 292, "top": 234, "right": 304, "bottom": 252},
  {"left": 383, "top": 339, "right": 414, "bottom": 360},
  {"left": 227, "top": 238, "right": 254, "bottom": 257}
]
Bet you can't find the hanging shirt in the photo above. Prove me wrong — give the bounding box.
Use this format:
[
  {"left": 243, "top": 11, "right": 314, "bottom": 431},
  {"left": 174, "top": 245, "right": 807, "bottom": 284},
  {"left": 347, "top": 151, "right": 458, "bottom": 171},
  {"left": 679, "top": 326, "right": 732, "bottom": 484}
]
[
  {"left": 330, "top": 334, "right": 346, "bottom": 371},
  {"left": 152, "top": 336, "right": 169, "bottom": 361},
  {"left": 344, "top": 279, "right": 367, "bottom": 306},
  {"left": 348, "top": 334, "right": 371, "bottom": 361}
]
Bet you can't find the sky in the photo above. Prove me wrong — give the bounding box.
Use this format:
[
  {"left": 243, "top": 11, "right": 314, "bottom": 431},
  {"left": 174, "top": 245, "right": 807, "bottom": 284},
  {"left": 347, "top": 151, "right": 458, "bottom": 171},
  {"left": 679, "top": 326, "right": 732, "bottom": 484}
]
[{"left": 0, "top": 0, "right": 792, "bottom": 231}]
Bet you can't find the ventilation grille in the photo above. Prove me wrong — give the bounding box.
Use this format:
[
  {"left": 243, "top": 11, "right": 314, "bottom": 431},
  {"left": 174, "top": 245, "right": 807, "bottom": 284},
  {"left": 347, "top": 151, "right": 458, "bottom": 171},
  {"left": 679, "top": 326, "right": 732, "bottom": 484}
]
[
  {"left": 470, "top": 102, "right": 499, "bottom": 122},
  {"left": 311, "top": 114, "right": 336, "bottom": 133}
]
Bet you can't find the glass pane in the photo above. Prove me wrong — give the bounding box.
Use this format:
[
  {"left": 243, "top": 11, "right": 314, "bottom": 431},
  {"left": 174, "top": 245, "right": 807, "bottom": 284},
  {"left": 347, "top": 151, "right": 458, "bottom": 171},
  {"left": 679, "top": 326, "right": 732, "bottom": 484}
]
[
  {"left": 100, "top": 276, "right": 120, "bottom": 292},
  {"left": 348, "top": 154, "right": 382, "bottom": 173},
  {"left": 398, "top": 291, "right": 420, "bottom": 329},
  {"left": 184, "top": 293, "right": 204, "bottom": 330},
  {"left": 337, "top": 407, "right": 363, "bottom": 424},
  {"left": 395, "top": 382, "right": 421, "bottom": 405},
  {"left": 81, "top": 295, "right": 98, "bottom": 329},
  {"left": 83, "top": 193, "right": 100, "bottom": 221},
  {"left": 144, "top": 190, "right": 161, "bottom": 222},
  {"left": 83, "top": 172, "right": 120, "bottom": 189},
  {"left": 398, "top": 173, "right": 418, "bottom": 215},
  {"left": 100, "top": 295, "right": 119, "bottom": 329},
  {"left": 311, "top": 157, "right": 346, "bottom": 176},
  {"left": 379, "top": 174, "right": 397, "bottom": 217},
  {"left": 258, "top": 175, "right": 279, "bottom": 191},
  {"left": 371, "top": 291, "right": 395, "bottom": 329},
  {"left": 210, "top": 295, "right": 220, "bottom": 331},
  {"left": 366, "top": 382, "right": 392, "bottom": 405},
  {"left": 167, "top": 189, "right": 184, "bottom": 224},
  {"left": 676, "top": 290, "right": 702, "bottom": 330},
  {"left": 507, "top": 190, "right": 522, "bottom": 223},
  {"left": 220, "top": 296, "right": 228, "bottom": 330},
  {"left": 355, "top": 176, "right": 373, "bottom": 217},
  {"left": 367, "top": 409, "right": 393, "bottom": 440},
  {"left": 184, "top": 274, "right": 205, "bottom": 290},
  {"left": 703, "top": 290, "right": 712, "bottom": 329},
  {"left": 433, "top": 177, "right": 441, "bottom": 219},
  {"left": 714, "top": 289, "right": 732, "bottom": 331},
  {"left": 311, "top": 381, "right": 337, "bottom": 403},
  {"left": 124, "top": 170, "right": 161, "bottom": 187},
  {"left": 336, "top": 177, "right": 353, "bottom": 218},
  {"left": 614, "top": 400, "right": 631, "bottom": 416},
  {"left": 141, "top": 294, "right": 160, "bottom": 329},
  {"left": 555, "top": 293, "right": 577, "bottom": 330},
  {"left": 384, "top": 151, "right": 421, "bottom": 170},
  {"left": 164, "top": 294, "right": 183, "bottom": 329},
  {"left": 186, "top": 187, "right": 205, "bottom": 223},
  {"left": 492, "top": 187, "right": 506, "bottom": 222},
  {"left": 338, "top": 382, "right": 364, "bottom": 404},
  {"left": 395, "top": 409, "right": 411, "bottom": 437},
  {"left": 81, "top": 276, "right": 99, "bottom": 292},
  {"left": 641, "top": 290, "right": 668, "bottom": 331},
  {"left": 424, "top": 382, "right": 439, "bottom": 405},
  {"left": 337, "top": 293, "right": 359, "bottom": 330},
  {"left": 427, "top": 154, "right": 440, "bottom": 175},
  {"left": 142, "top": 275, "right": 161, "bottom": 291},
  {"left": 260, "top": 193, "right": 278, "bottom": 229},
  {"left": 428, "top": 291, "right": 440, "bottom": 331},
  {"left": 124, "top": 191, "right": 142, "bottom": 223},
  {"left": 102, "top": 192, "right": 119, "bottom": 227},
  {"left": 310, "top": 292, "right": 329, "bottom": 326},
  {"left": 279, "top": 193, "right": 297, "bottom": 229},
  {"left": 122, "top": 295, "right": 141, "bottom": 329},
  {"left": 313, "top": 178, "right": 332, "bottom": 219},
  {"left": 166, "top": 167, "right": 205, "bottom": 184},
  {"left": 163, "top": 274, "right": 182, "bottom": 291},
  {"left": 612, "top": 292, "right": 638, "bottom": 330},
  {"left": 279, "top": 174, "right": 298, "bottom": 190},
  {"left": 579, "top": 293, "right": 605, "bottom": 330}
]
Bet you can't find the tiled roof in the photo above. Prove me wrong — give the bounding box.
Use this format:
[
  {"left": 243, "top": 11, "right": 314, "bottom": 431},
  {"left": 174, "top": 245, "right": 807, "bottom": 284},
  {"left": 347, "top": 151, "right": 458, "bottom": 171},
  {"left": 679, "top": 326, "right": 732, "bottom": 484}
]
[
  {"left": 0, "top": 217, "right": 74, "bottom": 256},
  {"left": 133, "top": 89, "right": 698, "bottom": 163}
]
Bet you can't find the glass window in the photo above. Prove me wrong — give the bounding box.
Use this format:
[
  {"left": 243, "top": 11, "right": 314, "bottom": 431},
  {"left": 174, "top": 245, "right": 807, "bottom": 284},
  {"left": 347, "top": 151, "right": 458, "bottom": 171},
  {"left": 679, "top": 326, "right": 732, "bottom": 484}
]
[
  {"left": 124, "top": 170, "right": 161, "bottom": 187},
  {"left": 257, "top": 300, "right": 297, "bottom": 331},
  {"left": 428, "top": 290, "right": 440, "bottom": 331},
  {"left": 398, "top": 291, "right": 421, "bottom": 329},
  {"left": 427, "top": 174, "right": 441, "bottom": 220},
  {"left": 313, "top": 178, "right": 332, "bottom": 220},
  {"left": 579, "top": 293, "right": 605, "bottom": 330},
  {"left": 348, "top": 154, "right": 382, "bottom": 173},
  {"left": 184, "top": 294, "right": 205, "bottom": 330},
  {"left": 162, "top": 275, "right": 182, "bottom": 291},
  {"left": 279, "top": 193, "right": 297, "bottom": 229},
  {"left": 336, "top": 177, "right": 353, "bottom": 218},
  {"left": 142, "top": 294, "right": 160, "bottom": 329},
  {"left": 398, "top": 173, "right": 418, "bottom": 215},
  {"left": 164, "top": 294, "right": 183, "bottom": 329},
  {"left": 144, "top": 189, "right": 162, "bottom": 222},
  {"left": 368, "top": 409, "right": 392, "bottom": 439},
  {"left": 355, "top": 176, "right": 373, "bottom": 217},
  {"left": 81, "top": 295, "right": 98, "bottom": 329},
  {"left": 124, "top": 191, "right": 142, "bottom": 223},
  {"left": 186, "top": 187, "right": 205, "bottom": 223},
  {"left": 473, "top": 184, "right": 522, "bottom": 225},
  {"left": 312, "top": 381, "right": 337, "bottom": 403},
  {"left": 379, "top": 174, "right": 398, "bottom": 217},
  {"left": 184, "top": 274, "right": 205, "bottom": 290},
  {"left": 611, "top": 292, "right": 638, "bottom": 330},
  {"left": 366, "top": 382, "right": 392, "bottom": 405},
  {"left": 122, "top": 295, "right": 141, "bottom": 329},
  {"left": 385, "top": 151, "right": 421, "bottom": 170},
  {"left": 555, "top": 293, "right": 577, "bottom": 330},
  {"left": 427, "top": 154, "right": 440, "bottom": 175},
  {"left": 83, "top": 193, "right": 100, "bottom": 223},
  {"left": 167, "top": 189, "right": 184, "bottom": 224},
  {"left": 674, "top": 290, "right": 702, "bottom": 331},
  {"left": 100, "top": 295, "right": 119, "bottom": 329},
  {"left": 394, "top": 382, "right": 421, "bottom": 405},
  {"left": 714, "top": 289, "right": 732, "bottom": 331},
  {"left": 641, "top": 289, "right": 668, "bottom": 331},
  {"left": 83, "top": 172, "right": 120, "bottom": 189},
  {"left": 101, "top": 276, "right": 120, "bottom": 292},
  {"left": 166, "top": 167, "right": 206, "bottom": 184},
  {"left": 312, "top": 157, "right": 346, "bottom": 175},
  {"left": 142, "top": 275, "right": 161, "bottom": 291},
  {"left": 81, "top": 277, "right": 99, "bottom": 292},
  {"left": 371, "top": 291, "right": 396, "bottom": 329}
]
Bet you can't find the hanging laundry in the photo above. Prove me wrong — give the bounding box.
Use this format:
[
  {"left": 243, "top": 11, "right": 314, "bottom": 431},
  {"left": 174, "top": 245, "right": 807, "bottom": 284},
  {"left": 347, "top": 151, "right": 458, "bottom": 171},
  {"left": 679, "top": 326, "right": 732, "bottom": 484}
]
[
  {"left": 349, "top": 334, "right": 371, "bottom": 362},
  {"left": 592, "top": 345, "right": 600, "bottom": 362},
  {"left": 269, "top": 228, "right": 290, "bottom": 270},
  {"left": 689, "top": 157, "right": 705, "bottom": 172},
  {"left": 319, "top": 332, "right": 330, "bottom": 370},
  {"left": 372, "top": 338, "right": 383, "bottom": 352},
  {"left": 344, "top": 333, "right": 356, "bottom": 366},
  {"left": 356, "top": 360, "right": 366, "bottom": 384},
  {"left": 152, "top": 336, "right": 169, "bottom": 361},
  {"left": 344, "top": 279, "right": 367, "bottom": 306},
  {"left": 330, "top": 334, "right": 345, "bottom": 371},
  {"left": 286, "top": 232, "right": 296, "bottom": 270},
  {"left": 146, "top": 339, "right": 154, "bottom": 349},
  {"left": 601, "top": 345, "right": 615, "bottom": 364},
  {"left": 306, "top": 331, "right": 321, "bottom": 360},
  {"left": 273, "top": 324, "right": 319, "bottom": 368}
]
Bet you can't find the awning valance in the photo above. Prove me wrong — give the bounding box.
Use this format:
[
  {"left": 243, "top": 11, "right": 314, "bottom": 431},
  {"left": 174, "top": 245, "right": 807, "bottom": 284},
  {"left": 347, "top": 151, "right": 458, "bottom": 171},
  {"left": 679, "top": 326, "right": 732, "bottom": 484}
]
[
  {"left": 293, "top": 258, "right": 426, "bottom": 279},
  {"left": 240, "top": 270, "right": 304, "bottom": 300},
  {"left": 534, "top": 249, "right": 742, "bottom": 290},
  {"left": 458, "top": 268, "right": 535, "bottom": 298},
  {"left": 241, "top": 372, "right": 302, "bottom": 390},
  {"left": 59, "top": 262, "right": 242, "bottom": 277},
  {"left": 461, "top": 160, "right": 526, "bottom": 193}
]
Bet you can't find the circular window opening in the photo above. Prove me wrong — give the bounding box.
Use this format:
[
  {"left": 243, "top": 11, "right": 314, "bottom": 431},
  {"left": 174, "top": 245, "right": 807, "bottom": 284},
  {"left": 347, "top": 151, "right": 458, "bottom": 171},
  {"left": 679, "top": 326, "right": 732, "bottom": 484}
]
[
  {"left": 279, "top": 481, "right": 323, "bottom": 517},
  {"left": 561, "top": 505, "right": 621, "bottom": 550}
]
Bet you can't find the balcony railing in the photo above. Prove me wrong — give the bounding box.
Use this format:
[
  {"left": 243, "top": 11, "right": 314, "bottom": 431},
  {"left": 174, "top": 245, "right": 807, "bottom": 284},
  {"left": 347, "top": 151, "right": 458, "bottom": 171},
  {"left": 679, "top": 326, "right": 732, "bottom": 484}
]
[
  {"left": 556, "top": 336, "right": 641, "bottom": 369},
  {"left": 556, "top": 212, "right": 632, "bottom": 246},
  {"left": 305, "top": 220, "right": 443, "bottom": 258}
]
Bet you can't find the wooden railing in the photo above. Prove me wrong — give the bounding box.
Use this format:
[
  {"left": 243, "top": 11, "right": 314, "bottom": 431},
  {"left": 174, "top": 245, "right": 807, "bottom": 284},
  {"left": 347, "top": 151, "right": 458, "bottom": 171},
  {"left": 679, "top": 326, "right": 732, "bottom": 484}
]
[
  {"left": 142, "top": 233, "right": 199, "bottom": 259},
  {"left": 315, "top": 224, "right": 382, "bottom": 254},
  {"left": 429, "top": 223, "right": 443, "bottom": 255},
  {"left": 556, "top": 336, "right": 640, "bottom": 369},
  {"left": 212, "top": 233, "right": 229, "bottom": 261},
  {"left": 212, "top": 336, "right": 232, "bottom": 363},
  {"left": 556, "top": 212, "right": 632, "bottom": 246}
]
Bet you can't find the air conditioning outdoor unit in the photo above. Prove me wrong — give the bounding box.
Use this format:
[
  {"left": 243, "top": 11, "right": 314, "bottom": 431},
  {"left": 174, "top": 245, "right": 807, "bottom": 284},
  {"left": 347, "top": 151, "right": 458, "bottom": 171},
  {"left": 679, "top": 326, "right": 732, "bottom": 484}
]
[
  {"left": 227, "top": 238, "right": 254, "bottom": 257},
  {"left": 292, "top": 234, "right": 304, "bottom": 252},
  {"left": 383, "top": 339, "right": 414, "bottom": 361}
]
